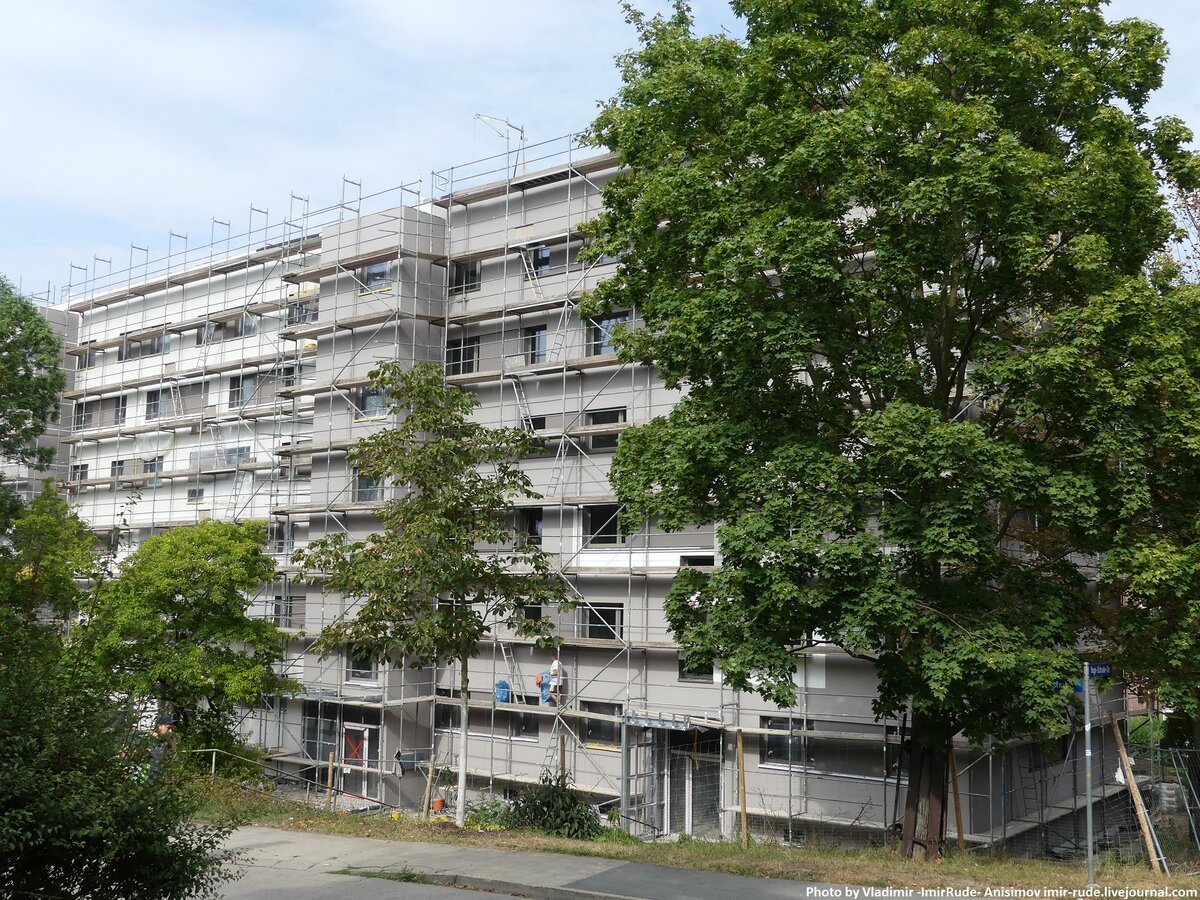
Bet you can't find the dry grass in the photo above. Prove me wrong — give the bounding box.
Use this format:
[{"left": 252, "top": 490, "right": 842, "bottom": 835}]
[{"left": 195, "top": 779, "right": 1187, "bottom": 892}]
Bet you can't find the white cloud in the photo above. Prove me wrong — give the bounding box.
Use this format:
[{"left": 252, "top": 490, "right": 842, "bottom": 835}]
[{"left": 1, "top": 0, "right": 1192, "bottom": 298}]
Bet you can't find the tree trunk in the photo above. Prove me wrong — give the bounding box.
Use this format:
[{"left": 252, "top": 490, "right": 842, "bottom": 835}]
[
  {"left": 456, "top": 657, "right": 469, "bottom": 828},
  {"left": 900, "top": 713, "right": 951, "bottom": 861}
]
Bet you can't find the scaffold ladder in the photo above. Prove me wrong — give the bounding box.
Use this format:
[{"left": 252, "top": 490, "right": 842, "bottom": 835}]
[
  {"left": 517, "top": 247, "right": 546, "bottom": 303},
  {"left": 225, "top": 469, "right": 251, "bottom": 522},
  {"left": 507, "top": 375, "right": 533, "bottom": 429},
  {"left": 167, "top": 380, "right": 184, "bottom": 419},
  {"left": 499, "top": 642, "right": 527, "bottom": 702}
]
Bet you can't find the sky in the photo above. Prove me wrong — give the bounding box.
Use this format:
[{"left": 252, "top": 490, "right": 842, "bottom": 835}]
[{"left": 1, "top": 0, "right": 1196, "bottom": 304}]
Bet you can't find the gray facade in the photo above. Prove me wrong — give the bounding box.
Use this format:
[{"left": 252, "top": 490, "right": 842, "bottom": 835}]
[{"left": 59, "top": 134, "right": 1132, "bottom": 851}]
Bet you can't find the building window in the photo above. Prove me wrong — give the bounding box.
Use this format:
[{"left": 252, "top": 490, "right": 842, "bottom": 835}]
[
  {"left": 582, "top": 702, "right": 621, "bottom": 747},
  {"left": 286, "top": 301, "right": 318, "bottom": 327},
  {"left": 1031, "top": 735, "right": 1071, "bottom": 769},
  {"left": 586, "top": 603, "right": 624, "bottom": 641},
  {"left": 584, "top": 504, "right": 624, "bottom": 545},
  {"left": 586, "top": 408, "right": 625, "bottom": 451},
  {"left": 110, "top": 460, "right": 125, "bottom": 479},
  {"left": 114, "top": 395, "right": 128, "bottom": 425},
  {"left": 523, "top": 326, "right": 547, "bottom": 364},
  {"left": 354, "top": 470, "right": 384, "bottom": 502},
  {"left": 761, "top": 717, "right": 806, "bottom": 768},
  {"left": 512, "top": 710, "right": 540, "bottom": 739},
  {"left": 446, "top": 336, "right": 479, "bottom": 376},
  {"left": 588, "top": 314, "right": 628, "bottom": 356},
  {"left": 196, "top": 322, "right": 218, "bottom": 346},
  {"left": 525, "top": 246, "right": 552, "bottom": 279},
  {"left": 267, "top": 521, "right": 294, "bottom": 555},
  {"left": 233, "top": 313, "right": 257, "bottom": 338},
  {"left": 142, "top": 455, "right": 164, "bottom": 488},
  {"left": 273, "top": 595, "right": 302, "bottom": 629},
  {"left": 520, "top": 508, "right": 543, "bottom": 547},
  {"left": 302, "top": 700, "right": 338, "bottom": 765},
  {"left": 229, "top": 374, "right": 258, "bottom": 407},
  {"left": 524, "top": 604, "right": 543, "bottom": 622},
  {"left": 450, "top": 260, "right": 481, "bottom": 294},
  {"left": 347, "top": 648, "right": 378, "bottom": 683},
  {"left": 435, "top": 689, "right": 461, "bottom": 730},
  {"left": 678, "top": 656, "right": 714, "bottom": 683},
  {"left": 356, "top": 387, "right": 388, "bottom": 418},
  {"left": 144, "top": 390, "right": 163, "bottom": 420},
  {"left": 119, "top": 334, "right": 168, "bottom": 361},
  {"left": 359, "top": 260, "right": 396, "bottom": 289},
  {"left": 886, "top": 725, "right": 908, "bottom": 776},
  {"left": 186, "top": 487, "right": 205, "bottom": 504},
  {"left": 70, "top": 463, "right": 88, "bottom": 482},
  {"left": 77, "top": 348, "right": 99, "bottom": 370},
  {"left": 72, "top": 400, "right": 97, "bottom": 429},
  {"left": 221, "top": 445, "right": 253, "bottom": 466}
]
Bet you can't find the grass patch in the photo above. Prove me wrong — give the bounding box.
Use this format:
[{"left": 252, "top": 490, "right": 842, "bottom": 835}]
[
  {"left": 196, "top": 778, "right": 1185, "bottom": 893},
  {"left": 333, "top": 867, "right": 429, "bottom": 884}
]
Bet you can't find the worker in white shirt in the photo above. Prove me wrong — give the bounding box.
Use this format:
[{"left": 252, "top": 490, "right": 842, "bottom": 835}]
[{"left": 548, "top": 649, "right": 563, "bottom": 707}]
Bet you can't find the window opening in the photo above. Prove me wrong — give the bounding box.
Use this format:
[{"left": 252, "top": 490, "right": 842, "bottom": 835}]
[
  {"left": 447, "top": 336, "right": 480, "bottom": 376},
  {"left": 588, "top": 313, "right": 628, "bottom": 356},
  {"left": 584, "top": 504, "right": 624, "bottom": 545},
  {"left": 450, "top": 260, "right": 481, "bottom": 294},
  {"left": 586, "top": 603, "right": 624, "bottom": 640}
]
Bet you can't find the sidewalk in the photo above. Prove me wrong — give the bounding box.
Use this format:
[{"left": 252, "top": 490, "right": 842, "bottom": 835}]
[{"left": 226, "top": 824, "right": 825, "bottom": 899}]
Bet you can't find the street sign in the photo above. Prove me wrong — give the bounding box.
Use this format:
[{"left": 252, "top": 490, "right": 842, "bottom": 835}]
[{"left": 1087, "top": 663, "right": 1112, "bottom": 677}]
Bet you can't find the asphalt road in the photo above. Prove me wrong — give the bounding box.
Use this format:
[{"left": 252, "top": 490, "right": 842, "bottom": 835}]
[{"left": 222, "top": 863, "right": 477, "bottom": 900}]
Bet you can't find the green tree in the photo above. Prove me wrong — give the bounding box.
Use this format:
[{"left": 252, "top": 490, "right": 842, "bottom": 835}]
[
  {"left": 0, "top": 275, "right": 66, "bottom": 469},
  {"left": 300, "top": 361, "right": 569, "bottom": 827},
  {"left": 0, "top": 487, "right": 235, "bottom": 898},
  {"left": 0, "top": 480, "right": 98, "bottom": 619},
  {"left": 84, "top": 519, "right": 293, "bottom": 744},
  {"left": 585, "top": 0, "right": 1200, "bottom": 858},
  {"left": 1110, "top": 190, "right": 1200, "bottom": 750}
]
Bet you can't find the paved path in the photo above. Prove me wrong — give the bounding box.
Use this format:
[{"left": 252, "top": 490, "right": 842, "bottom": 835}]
[
  {"left": 223, "top": 825, "right": 823, "bottom": 899},
  {"left": 226, "top": 860, "right": 473, "bottom": 900}
]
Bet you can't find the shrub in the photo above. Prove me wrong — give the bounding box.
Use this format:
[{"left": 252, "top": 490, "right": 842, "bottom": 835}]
[
  {"left": 508, "top": 772, "right": 601, "bottom": 840},
  {"left": 464, "top": 798, "right": 510, "bottom": 831}
]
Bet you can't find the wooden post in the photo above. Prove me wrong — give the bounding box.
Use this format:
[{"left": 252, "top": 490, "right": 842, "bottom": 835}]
[
  {"left": 736, "top": 728, "right": 748, "bottom": 850},
  {"left": 948, "top": 747, "right": 965, "bottom": 852},
  {"left": 421, "top": 758, "right": 437, "bottom": 821},
  {"left": 1109, "top": 712, "right": 1161, "bottom": 874},
  {"left": 559, "top": 732, "right": 567, "bottom": 782},
  {"left": 325, "top": 751, "right": 335, "bottom": 814}
]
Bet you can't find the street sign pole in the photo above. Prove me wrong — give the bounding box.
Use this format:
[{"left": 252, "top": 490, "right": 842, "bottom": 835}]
[{"left": 1083, "top": 662, "right": 1095, "bottom": 887}]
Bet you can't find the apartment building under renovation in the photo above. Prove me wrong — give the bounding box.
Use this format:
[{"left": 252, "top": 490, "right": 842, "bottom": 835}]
[{"left": 59, "top": 135, "right": 1138, "bottom": 855}]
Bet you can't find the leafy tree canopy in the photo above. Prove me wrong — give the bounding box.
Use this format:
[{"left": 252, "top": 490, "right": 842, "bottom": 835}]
[
  {"left": 0, "top": 480, "right": 98, "bottom": 620},
  {"left": 300, "top": 361, "right": 570, "bottom": 826},
  {"left": 301, "top": 361, "right": 569, "bottom": 666},
  {"left": 0, "top": 488, "right": 235, "bottom": 898},
  {"left": 83, "top": 519, "right": 292, "bottom": 738},
  {"left": 0, "top": 611, "right": 236, "bottom": 899},
  {"left": 585, "top": 0, "right": 1200, "bottom": 752},
  {"left": 0, "top": 275, "right": 66, "bottom": 468}
]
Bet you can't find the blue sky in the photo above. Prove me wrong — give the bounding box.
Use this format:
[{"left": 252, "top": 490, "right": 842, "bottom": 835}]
[{"left": 1, "top": 1, "right": 1195, "bottom": 303}]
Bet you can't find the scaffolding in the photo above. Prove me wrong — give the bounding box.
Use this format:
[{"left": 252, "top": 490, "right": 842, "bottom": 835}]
[{"left": 58, "top": 133, "right": 1144, "bottom": 849}]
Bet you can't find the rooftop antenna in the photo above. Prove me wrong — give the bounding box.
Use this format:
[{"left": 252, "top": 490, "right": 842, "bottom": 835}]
[{"left": 474, "top": 113, "right": 526, "bottom": 178}]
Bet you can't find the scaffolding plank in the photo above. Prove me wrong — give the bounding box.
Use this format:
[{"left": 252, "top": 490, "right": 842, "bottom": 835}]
[{"left": 435, "top": 152, "right": 619, "bottom": 208}]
